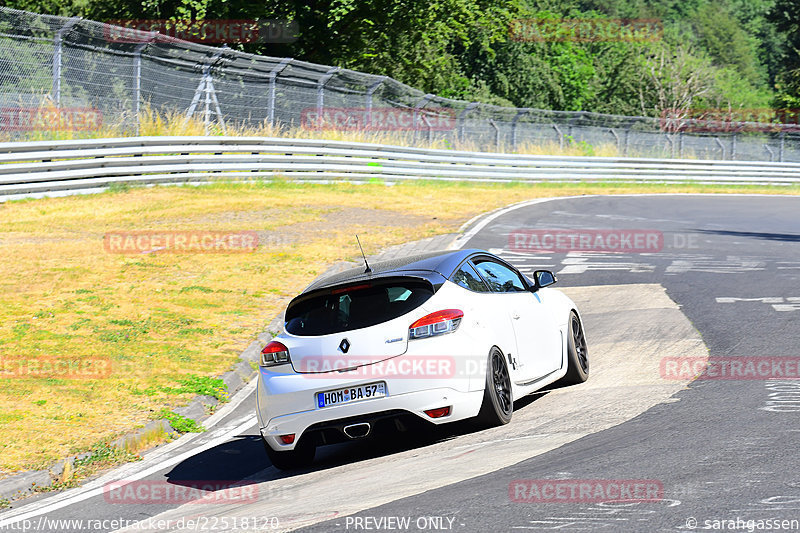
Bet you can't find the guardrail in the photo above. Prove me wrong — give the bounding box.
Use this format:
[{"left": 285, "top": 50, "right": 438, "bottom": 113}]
[{"left": 2, "top": 136, "right": 800, "bottom": 199}]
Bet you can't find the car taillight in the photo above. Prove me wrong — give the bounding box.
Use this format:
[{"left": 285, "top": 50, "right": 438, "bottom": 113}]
[
  {"left": 409, "top": 309, "right": 463, "bottom": 340},
  {"left": 261, "top": 341, "right": 291, "bottom": 367},
  {"left": 424, "top": 406, "right": 451, "bottom": 418}
]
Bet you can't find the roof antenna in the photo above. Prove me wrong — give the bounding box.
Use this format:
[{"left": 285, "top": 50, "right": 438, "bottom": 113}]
[{"left": 356, "top": 235, "right": 372, "bottom": 274}]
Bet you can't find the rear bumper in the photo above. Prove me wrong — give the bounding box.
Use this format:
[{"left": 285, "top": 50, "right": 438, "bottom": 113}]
[{"left": 257, "top": 369, "right": 484, "bottom": 451}]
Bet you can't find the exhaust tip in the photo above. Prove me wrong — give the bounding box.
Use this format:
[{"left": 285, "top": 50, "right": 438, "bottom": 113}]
[{"left": 343, "top": 422, "right": 371, "bottom": 439}]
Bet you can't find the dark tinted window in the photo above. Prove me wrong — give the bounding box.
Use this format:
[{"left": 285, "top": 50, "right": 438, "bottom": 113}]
[
  {"left": 285, "top": 279, "right": 434, "bottom": 335},
  {"left": 452, "top": 262, "right": 490, "bottom": 292},
  {"left": 473, "top": 259, "right": 527, "bottom": 293}
]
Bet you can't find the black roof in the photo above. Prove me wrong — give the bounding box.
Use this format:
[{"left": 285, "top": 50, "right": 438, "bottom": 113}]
[{"left": 301, "top": 248, "right": 485, "bottom": 294}]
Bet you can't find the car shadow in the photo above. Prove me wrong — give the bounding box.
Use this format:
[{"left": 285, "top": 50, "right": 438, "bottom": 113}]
[
  {"left": 164, "top": 434, "right": 272, "bottom": 484},
  {"left": 164, "top": 391, "right": 551, "bottom": 488}
]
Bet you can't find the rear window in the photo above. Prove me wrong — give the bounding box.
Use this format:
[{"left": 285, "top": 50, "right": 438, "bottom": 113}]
[{"left": 285, "top": 279, "right": 434, "bottom": 336}]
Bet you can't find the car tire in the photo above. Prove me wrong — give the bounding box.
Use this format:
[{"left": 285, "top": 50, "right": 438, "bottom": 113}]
[
  {"left": 476, "top": 347, "right": 513, "bottom": 426},
  {"left": 263, "top": 436, "right": 315, "bottom": 470},
  {"left": 555, "top": 310, "right": 589, "bottom": 386}
]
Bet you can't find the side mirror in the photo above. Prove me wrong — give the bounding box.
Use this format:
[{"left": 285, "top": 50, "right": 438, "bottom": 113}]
[{"left": 532, "top": 270, "right": 557, "bottom": 291}]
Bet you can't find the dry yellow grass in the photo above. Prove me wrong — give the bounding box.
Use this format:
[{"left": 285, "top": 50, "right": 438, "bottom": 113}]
[
  {"left": 0, "top": 179, "right": 798, "bottom": 477},
  {"left": 0, "top": 103, "right": 624, "bottom": 157}
]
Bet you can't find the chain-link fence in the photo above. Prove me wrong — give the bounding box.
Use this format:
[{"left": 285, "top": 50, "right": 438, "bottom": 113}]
[{"left": 2, "top": 6, "right": 800, "bottom": 161}]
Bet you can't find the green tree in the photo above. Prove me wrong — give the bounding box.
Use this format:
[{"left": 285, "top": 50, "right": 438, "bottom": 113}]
[{"left": 768, "top": 0, "right": 800, "bottom": 107}]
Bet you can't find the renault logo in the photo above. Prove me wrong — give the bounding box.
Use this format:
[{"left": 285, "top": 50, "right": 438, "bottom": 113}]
[{"left": 339, "top": 338, "right": 351, "bottom": 353}]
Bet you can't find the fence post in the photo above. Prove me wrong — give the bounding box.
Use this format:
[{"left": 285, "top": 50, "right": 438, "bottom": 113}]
[
  {"left": 552, "top": 124, "right": 564, "bottom": 150},
  {"left": 764, "top": 144, "right": 775, "bottom": 162},
  {"left": 780, "top": 132, "right": 785, "bottom": 162},
  {"left": 623, "top": 129, "right": 630, "bottom": 156},
  {"left": 731, "top": 133, "right": 737, "bottom": 160},
  {"left": 421, "top": 115, "right": 433, "bottom": 144},
  {"left": 608, "top": 128, "right": 620, "bottom": 153},
  {"left": 364, "top": 77, "right": 386, "bottom": 130},
  {"left": 679, "top": 132, "right": 684, "bottom": 158},
  {"left": 316, "top": 66, "right": 340, "bottom": 124},
  {"left": 267, "top": 58, "right": 291, "bottom": 128},
  {"left": 511, "top": 109, "right": 528, "bottom": 151},
  {"left": 457, "top": 102, "right": 479, "bottom": 143},
  {"left": 413, "top": 94, "right": 434, "bottom": 144},
  {"left": 133, "top": 33, "right": 157, "bottom": 136},
  {"left": 714, "top": 137, "right": 726, "bottom": 160},
  {"left": 51, "top": 17, "right": 81, "bottom": 106},
  {"left": 489, "top": 119, "right": 499, "bottom": 151}
]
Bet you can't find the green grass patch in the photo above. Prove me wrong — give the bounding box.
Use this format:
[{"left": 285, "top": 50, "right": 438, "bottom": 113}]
[
  {"left": 160, "top": 410, "right": 205, "bottom": 433},
  {"left": 173, "top": 375, "right": 228, "bottom": 401},
  {"left": 74, "top": 441, "right": 141, "bottom": 468}
]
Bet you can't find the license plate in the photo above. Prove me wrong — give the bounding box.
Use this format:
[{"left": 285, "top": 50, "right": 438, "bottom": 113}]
[{"left": 317, "top": 382, "right": 386, "bottom": 408}]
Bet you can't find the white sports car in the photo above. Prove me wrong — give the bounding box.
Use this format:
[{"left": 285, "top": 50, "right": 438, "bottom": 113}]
[{"left": 256, "top": 249, "right": 589, "bottom": 468}]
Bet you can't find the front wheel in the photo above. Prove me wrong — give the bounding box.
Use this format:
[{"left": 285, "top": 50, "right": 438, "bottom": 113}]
[
  {"left": 476, "top": 347, "right": 513, "bottom": 426},
  {"left": 263, "top": 436, "right": 315, "bottom": 470},
  {"left": 554, "top": 311, "right": 589, "bottom": 386}
]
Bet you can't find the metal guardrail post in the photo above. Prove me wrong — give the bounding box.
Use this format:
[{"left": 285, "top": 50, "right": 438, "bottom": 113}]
[
  {"left": 133, "top": 33, "right": 157, "bottom": 135},
  {"left": 316, "top": 67, "right": 340, "bottom": 123},
  {"left": 51, "top": 17, "right": 81, "bottom": 106},
  {"left": 267, "top": 58, "right": 291, "bottom": 128},
  {"left": 458, "top": 103, "right": 479, "bottom": 143}
]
